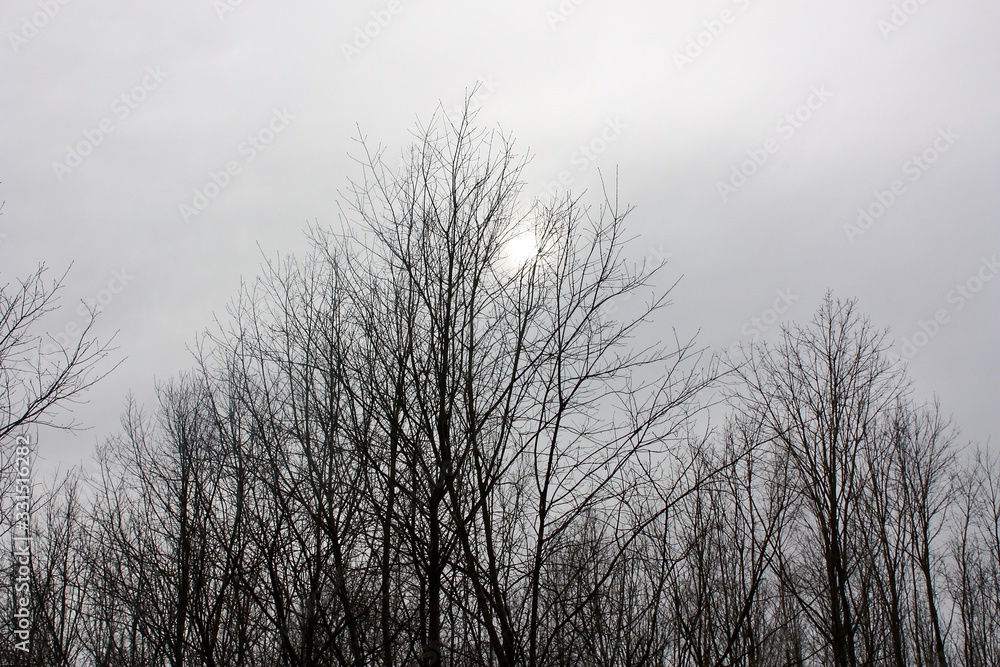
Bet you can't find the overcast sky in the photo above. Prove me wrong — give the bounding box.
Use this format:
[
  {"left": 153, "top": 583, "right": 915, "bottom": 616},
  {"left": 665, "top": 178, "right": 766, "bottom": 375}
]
[{"left": 2, "top": 0, "right": 998, "bottom": 474}]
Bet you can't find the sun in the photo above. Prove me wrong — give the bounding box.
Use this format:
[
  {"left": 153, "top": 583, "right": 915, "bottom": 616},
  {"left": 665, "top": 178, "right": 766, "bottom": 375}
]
[{"left": 504, "top": 230, "right": 537, "bottom": 268}]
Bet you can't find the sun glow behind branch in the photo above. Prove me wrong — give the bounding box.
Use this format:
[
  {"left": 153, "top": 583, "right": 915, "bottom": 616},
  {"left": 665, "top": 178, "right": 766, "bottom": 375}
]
[{"left": 503, "top": 229, "right": 538, "bottom": 268}]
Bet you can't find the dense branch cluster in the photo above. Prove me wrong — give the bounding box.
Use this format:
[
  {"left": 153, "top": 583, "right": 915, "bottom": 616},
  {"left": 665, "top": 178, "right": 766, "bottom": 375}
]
[{"left": 1, "top": 117, "right": 998, "bottom": 666}]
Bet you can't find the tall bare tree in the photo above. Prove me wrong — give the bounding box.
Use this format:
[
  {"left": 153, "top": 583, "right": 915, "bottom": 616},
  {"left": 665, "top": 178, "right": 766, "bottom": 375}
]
[
  {"left": 172, "top": 103, "right": 716, "bottom": 666},
  {"left": 730, "top": 294, "right": 909, "bottom": 667}
]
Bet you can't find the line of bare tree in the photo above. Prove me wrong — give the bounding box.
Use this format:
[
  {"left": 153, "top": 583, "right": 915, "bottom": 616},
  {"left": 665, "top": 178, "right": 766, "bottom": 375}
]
[{"left": 1, "top": 111, "right": 998, "bottom": 666}]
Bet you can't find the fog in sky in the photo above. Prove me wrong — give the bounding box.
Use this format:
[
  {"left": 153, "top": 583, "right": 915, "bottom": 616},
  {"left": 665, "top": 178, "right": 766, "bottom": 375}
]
[{"left": 2, "top": 0, "right": 998, "bottom": 473}]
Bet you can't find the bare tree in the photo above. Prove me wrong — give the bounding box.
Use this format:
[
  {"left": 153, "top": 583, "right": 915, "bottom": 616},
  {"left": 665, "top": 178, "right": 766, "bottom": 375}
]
[
  {"left": 0, "top": 263, "right": 117, "bottom": 443},
  {"left": 0, "top": 227, "right": 116, "bottom": 663},
  {"left": 159, "top": 102, "right": 717, "bottom": 666},
  {"left": 950, "top": 450, "right": 1000, "bottom": 667},
  {"left": 896, "top": 400, "right": 955, "bottom": 667},
  {"left": 730, "top": 294, "right": 909, "bottom": 667}
]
